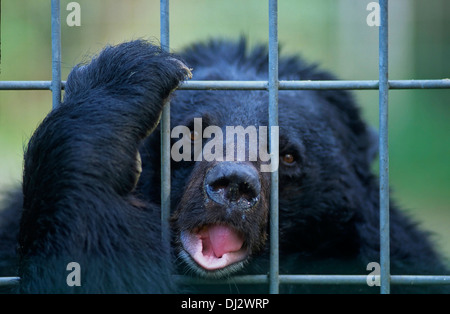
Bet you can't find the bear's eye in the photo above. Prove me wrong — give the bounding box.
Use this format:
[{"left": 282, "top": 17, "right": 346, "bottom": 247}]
[
  {"left": 281, "top": 153, "right": 295, "bottom": 165},
  {"left": 190, "top": 130, "right": 201, "bottom": 142}
]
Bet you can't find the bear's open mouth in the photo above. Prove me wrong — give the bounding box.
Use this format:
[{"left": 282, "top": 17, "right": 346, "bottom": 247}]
[{"left": 180, "top": 224, "right": 249, "bottom": 271}]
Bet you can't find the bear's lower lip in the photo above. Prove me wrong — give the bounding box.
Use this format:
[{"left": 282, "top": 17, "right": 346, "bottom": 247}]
[{"left": 180, "top": 225, "right": 249, "bottom": 271}]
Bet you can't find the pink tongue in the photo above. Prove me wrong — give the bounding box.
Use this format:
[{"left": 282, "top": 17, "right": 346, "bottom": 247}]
[{"left": 206, "top": 225, "right": 244, "bottom": 258}]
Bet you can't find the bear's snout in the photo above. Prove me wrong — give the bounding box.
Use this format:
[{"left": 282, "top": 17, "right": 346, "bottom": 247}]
[{"left": 204, "top": 162, "right": 261, "bottom": 210}]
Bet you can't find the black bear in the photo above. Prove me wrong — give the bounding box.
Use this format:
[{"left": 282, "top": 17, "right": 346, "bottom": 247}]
[{"left": 0, "top": 39, "right": 448, "bottom": 293}]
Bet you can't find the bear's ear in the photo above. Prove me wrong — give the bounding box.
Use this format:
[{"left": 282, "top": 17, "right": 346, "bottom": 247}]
[{"left": 366, "top": 126, "right": 379, "bottom": 164}]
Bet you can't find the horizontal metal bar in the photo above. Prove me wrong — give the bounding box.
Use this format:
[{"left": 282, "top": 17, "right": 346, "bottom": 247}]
[
  {"left": 195, "top": 79, "right": 450, "bottom": 90},
  {"left": 1, "top": 79, "right": 450, "bottom": 91},
  {"left": 391, "top": 275, "right": 450, "bottom": 285},
  {"left": 180, "top": 81, "right": 268, "bottom": 90},
  {"left": 280, "top": 275, "right": 368, "bottom": 285},
  {"left": 390, "top": 79, "right": 450, "bottom": 89},
  {"left": 180, "top": 79, "right": 450, "bottom": 90},
  {"left": 173, "top": 275, "right": 450, "bottom": 286},
  {"left": 174, "top": 275, "right": 268, "bottom": 285},
  {"left": 0, "top": 81, "right": 54, "bottom": 90},
  {"left": 1, "top": 275, "right": 448, "bottom": 287},
  {"left": 279, "top": 80, "right": 379, "bottom": 90},
  {"left": 0, "top": 277, "right": 20, "bottom": 286}
]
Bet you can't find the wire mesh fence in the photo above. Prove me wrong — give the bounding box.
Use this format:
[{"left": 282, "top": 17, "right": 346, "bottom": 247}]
[{"left": 0, "top": 0, "right": 449, "bottom": 293}]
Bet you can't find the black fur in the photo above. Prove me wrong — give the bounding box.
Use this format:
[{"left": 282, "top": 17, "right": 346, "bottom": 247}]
[{"left": 0, "top": 39, "right": 448, "bottom": 293}]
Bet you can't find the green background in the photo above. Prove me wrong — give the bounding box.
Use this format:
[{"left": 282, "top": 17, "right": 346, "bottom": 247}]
[{"left": 0, "top": 0, "right": 449, "bottom": 260}]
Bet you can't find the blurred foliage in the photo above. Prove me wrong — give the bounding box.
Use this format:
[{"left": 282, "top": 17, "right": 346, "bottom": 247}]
[{"left": 0, "top": 0, "right": 449, "bottom": 258}]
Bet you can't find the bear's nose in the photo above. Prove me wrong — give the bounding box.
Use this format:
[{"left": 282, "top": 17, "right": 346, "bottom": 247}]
[{"left": 204, "top": 162, "right": 261, "bottom": 210}]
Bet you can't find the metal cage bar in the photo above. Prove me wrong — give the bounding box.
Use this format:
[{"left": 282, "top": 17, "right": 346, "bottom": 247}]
[
  {"left": 2, "top": 273, "right": 449, "bottom": 288},
  {"left": 160, "top": 0, "right": 171, "bottom": 251},
  {"left": 1, "top": 0, "right": 450, "bottom": 293},
  {"left": 51, "top": 0, "right": 61, "bottom": 109},
  {"left": 2, "top": 79, "right": 450, "bottom": 91},
  {"left": 379, "top": 0, "right": 390, "bottom": 294},
  {"left": 0, "top": 277, "right": 20, "bottom": 287},
  {"left": 173, "top": 274, "right": 450, "bottom": 286},
  {"left": 268, "top": 0, "right": 280, "bottom": 295}
]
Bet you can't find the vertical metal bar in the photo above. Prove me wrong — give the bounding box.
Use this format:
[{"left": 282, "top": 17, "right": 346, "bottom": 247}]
[
  {"left": 160, "top": 0, "right": 171, "bottom": 247},
  {"left": 268, "top": 0, "right": 279, "bottom": 294},
  {"left": 51, "top": 0, "right": 61, "bottom": 109},
  {"left": 379, "top": 0, "right": 390, "bottom": 294}
]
